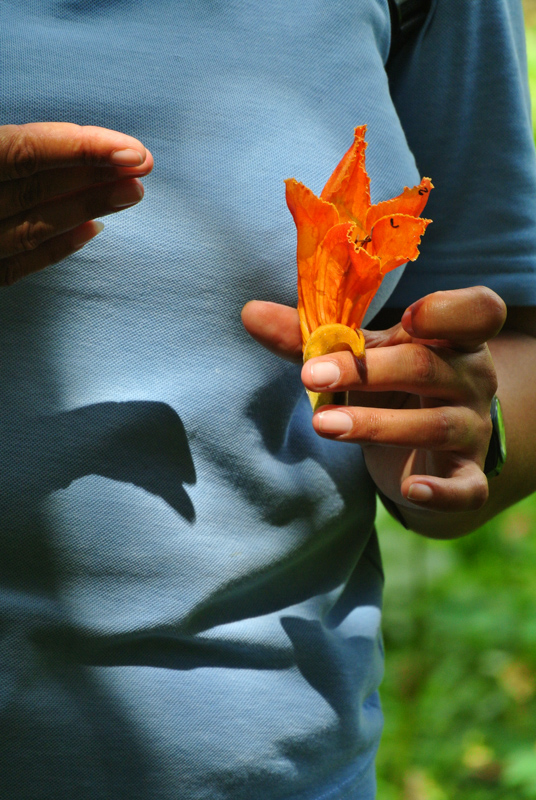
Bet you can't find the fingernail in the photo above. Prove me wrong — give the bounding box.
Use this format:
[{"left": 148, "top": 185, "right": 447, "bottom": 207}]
[
  {"left": 109, "top": 148, "right": 145, "bottom": 166},
  {"left": 317, "top": 410, "right": 353, "bottom": 434},
  {"left": 110, "top": 180, "right": 144, "bottom": 208},
  {"left": 73, "top": 220, "right": 104, "bottom": 250},
  {"left": 401, "top": 309, "right": 414, "bottom": 335},
  {"left": 407, "top": 483, "right": 433, "bottom": 503},
  {"left": 310, "top": 361, "right": 340, "bottom": 389}
]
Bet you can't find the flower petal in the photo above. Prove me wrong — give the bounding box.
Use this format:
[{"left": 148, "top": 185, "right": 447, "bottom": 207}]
[
  {"left": 339, "top": 234, "right": 382, "bottom": 330},
  {"left": 369, "top": 214, "right": 431, "bottom": 274},
  {"left": 366, "top": 177, "right": 433, "bottom": 231},
  {"left": 286, "top": 128, "right": 433, "bottom": 349},
  {"left": 320, "top": 126, "right": 371, "bottom": 232},
  {"left": 314, "top": 223, "right": 383, "bottom": 333},
  {"left": 285, "top": 178, "right": 339, "bottom": 342},
  {"left": 314, "top": 222, "right": 355, "bottom": 328}
]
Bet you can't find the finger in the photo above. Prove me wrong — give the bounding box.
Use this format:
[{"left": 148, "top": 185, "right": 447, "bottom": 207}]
[
  {"left": 0, "top": 177, "right": 144, "bottom": 258},
  {"left": 312, "top": 404, "right": 489, "bottom": 453},
  {"left": 241, "top": 300, "right": 302, "bottom": 363},
  {"left": 401, "top": 287, "right": 506, "bottom": 350},
  {"left": 0, "top": 151, "right": 154, "bottom": 221},
  {"left": 0, "top": 122, "right": 148, "bottom": 181},
  {"left": 362, "top": 323, "right": 412, "bottom": 349},
  {"left": 400, "top": 461, "right": 489, "bottom": 515},
  {"left": 302, "top": 343, "right": 489, "bottom": 401},
  {"left": 0, "top": 220, "right": 104, "bottom": 286}
]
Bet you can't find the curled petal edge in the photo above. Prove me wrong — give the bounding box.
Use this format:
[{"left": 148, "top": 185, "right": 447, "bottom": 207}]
[{"left": 366, "top": 177, "right": 434, "bottom": 231}]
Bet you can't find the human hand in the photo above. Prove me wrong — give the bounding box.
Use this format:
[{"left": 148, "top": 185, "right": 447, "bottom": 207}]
[
  {"left": 0, "top": 122, "right": 153, "bottom": 285},
  {"left": 242, "top": 287, "right": 507, "bottom": 535}
]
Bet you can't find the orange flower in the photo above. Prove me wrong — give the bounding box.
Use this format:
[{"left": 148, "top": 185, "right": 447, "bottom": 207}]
[{"left": 285, "top": 125, "right": 433, "bottom": 349}]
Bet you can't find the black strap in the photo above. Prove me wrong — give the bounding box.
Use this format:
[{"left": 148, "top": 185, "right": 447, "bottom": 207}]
[{"left": 387, "top": 0, "right": 431, "bottom": 60}]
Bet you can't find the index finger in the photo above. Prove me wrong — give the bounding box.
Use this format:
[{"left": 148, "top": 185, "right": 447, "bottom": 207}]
[
  {"left": 0, "top": 122, "right": 148, "bottom": 181},
  {"left": 301, "top": 343, "right": 471, "bottom": 400},
  {"left": 401, "top": 287, "right": 507, "bottom": 351}
]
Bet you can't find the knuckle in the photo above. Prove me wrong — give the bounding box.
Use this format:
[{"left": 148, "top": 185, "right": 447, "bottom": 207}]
[
  {"left": 74, "top": 126, "right": 102, "bottom": 166},
  {"left": 16, "top": 174, "right": 44, "bottom": 212},
  {"left": 411, "top": 345, "right": 438, "bottom": 385},
  {"left": 5, "top": 128, "right": 38, "bottom": 180},
  {"left": 364, "top": 410, "right": 383, "bottom": 443},
  {"left": 431, "top": 409, "right": 452, "bottom": 447},
  {"left": 483, "top": 361, "right": 498, "bottom": 398},
  {"left": 0, "top": 231, "right": 68, "bottom": 287},
  {"left": 466, "top": 351, "right": 498, "bottom": 401},
  {"left": 463, "top": 411, "right": 491, "bottom": 456},
  {"left": 14, "top": 213, "right": 50, "bottom": 252},
  {"left": 459, "top": 411, "right": 484, "bottom": 451},
  {"left": 470, "top": 475, "right": 489, "bottom": 510}
]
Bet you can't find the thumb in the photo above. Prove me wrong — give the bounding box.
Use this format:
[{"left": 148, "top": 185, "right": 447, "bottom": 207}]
[
  {"left": 401, "top": 287, "right": 507, "bottom": 351},
  {"left": 241, "top": 300, "right": 302, "bottom": 363}
]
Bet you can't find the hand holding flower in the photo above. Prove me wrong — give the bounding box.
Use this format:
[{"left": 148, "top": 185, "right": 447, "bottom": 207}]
[
  {"left": 242, "top": 127, "right": 507, "bottom": 536},
  {"left": 242, "top": 286, "right": 506, "bottom": 536}
]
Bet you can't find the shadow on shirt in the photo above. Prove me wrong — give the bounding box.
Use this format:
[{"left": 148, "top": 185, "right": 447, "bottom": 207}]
[
  {"left": 0, "top": 399, "right": 196, "bottom": 526},
  {"left": 53, "top": 0, "right": 137, "bottom": 19},
  {"left": 0, "top": 398, "right": 196, "bottom": 798}
]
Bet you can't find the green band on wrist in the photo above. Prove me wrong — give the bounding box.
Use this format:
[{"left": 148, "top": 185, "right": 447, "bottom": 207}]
[{"left": 484, "top": 395, "right": 506, "bottom": 479}]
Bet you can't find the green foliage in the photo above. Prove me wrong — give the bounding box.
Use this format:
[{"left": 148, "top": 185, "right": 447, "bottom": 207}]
[
  {"left": 377, "top": 494, "right": 536, "bottom": 798},
  {"left": 375, "top": 18, "right": 536, "bottom": 796},
  {"left": 526, "top": 27, "right": 536, "bottom": 136}
]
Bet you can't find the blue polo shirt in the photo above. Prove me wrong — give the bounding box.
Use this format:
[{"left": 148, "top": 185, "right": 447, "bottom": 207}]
[{"left": 0, "top": 1, "right": 535, "bottom": 798}]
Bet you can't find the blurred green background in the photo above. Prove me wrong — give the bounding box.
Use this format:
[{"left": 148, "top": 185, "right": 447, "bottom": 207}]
[{"left": 375, "top": 3, "right": 536, "bottom": 797}]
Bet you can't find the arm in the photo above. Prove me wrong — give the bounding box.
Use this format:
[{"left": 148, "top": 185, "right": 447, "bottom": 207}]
[
  {"left": 242, "top": 4, "right": 536, "bottom": 540},
  {"left": 470, "top": 307, "right": 536, "bottom": 522}
]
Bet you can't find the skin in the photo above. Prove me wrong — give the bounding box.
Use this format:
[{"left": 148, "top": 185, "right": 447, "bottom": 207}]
[
  {"left": 2, "top": 123, "right": 535, "bottom": 541},
  {"left": 241, "top": 294, "right": 536, "bottom": 539},
  {"left": 0, "top": 122, "right": 153, "bottom": 284}
]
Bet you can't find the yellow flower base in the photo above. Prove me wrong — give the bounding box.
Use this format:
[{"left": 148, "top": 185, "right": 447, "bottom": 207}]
[{"left": 303, "top": 324, "right": 365, "bottom": 411}]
